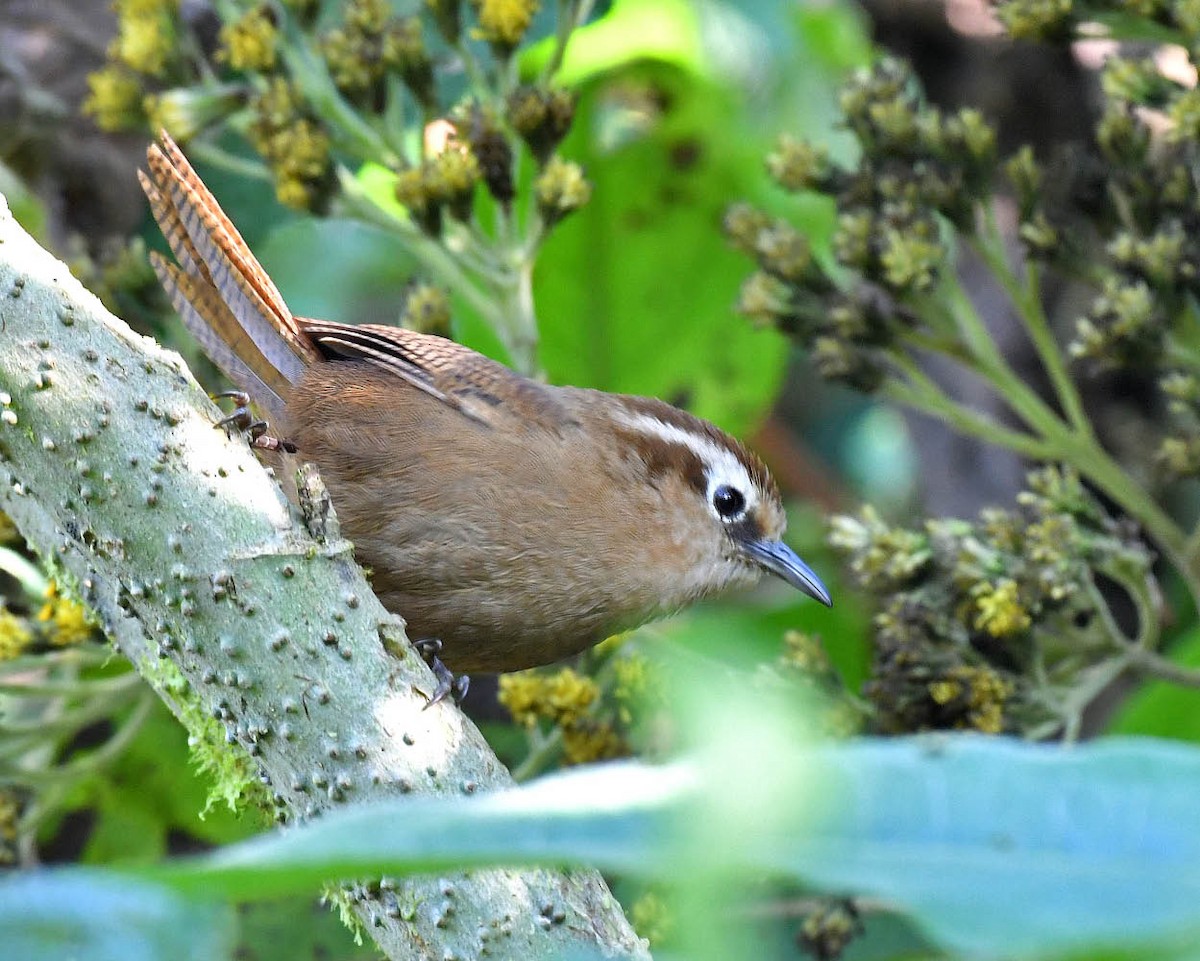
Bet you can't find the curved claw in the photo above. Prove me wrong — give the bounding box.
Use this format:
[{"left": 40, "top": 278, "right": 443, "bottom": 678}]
[
  {"left": 211, "top": 390, "right": 296, "bottom": 453},
  {"left": 414, "top": 637, "right": 469, "bottom": 708}
]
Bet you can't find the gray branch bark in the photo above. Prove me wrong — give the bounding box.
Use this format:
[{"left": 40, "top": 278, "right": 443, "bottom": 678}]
[{"left": 0, "top": 192, "right": 648, "bottom": 961}]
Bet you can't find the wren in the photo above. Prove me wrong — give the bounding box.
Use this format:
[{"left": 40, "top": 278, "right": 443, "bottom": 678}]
[{"left": 140, "top": 133, "right": 830, "bottom": 687}]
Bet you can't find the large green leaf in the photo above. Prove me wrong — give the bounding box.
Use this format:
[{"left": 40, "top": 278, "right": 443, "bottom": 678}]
[
  {"left": 1108, "top": 626, "right": 1200, "bottom": 742},
  {"left": 43, "top": 700, "right": 255, "bottom": 866},
  {"left": 231, "top": 897, "right": 383, "bottom": 961},
  {"left": 0, "top": 869, "right": 233, "bottom": 961},
  {"left": 122, "top": 736, "right": 1200, "bottom": 958},
  {"left": 535, "top": 61, "right": 790, "bottom": 435},
  {"left": 532, "top": 1, "right": 871, "bottom": 435},
  {"left": 255, "top": 218, "right": 417, "bottom": 326},
  {"left": 527, "top": 0, "right": 704, "bottom": 83}
]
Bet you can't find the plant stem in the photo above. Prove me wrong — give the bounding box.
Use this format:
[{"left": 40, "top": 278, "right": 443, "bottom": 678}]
[
  {"left": 186, "top": 141, "right": 274, "bottom": 183},
  {"left": 1124, "top": 645, "right": 1200, "bottom": 687},
  {"left": 337, "top": 167, "right": 508, "bottom": 332},
  {"left": 1054, "top": 429, "right": 1200, "bottom": 608},
  {"left": 973, "top": 204, "right": 1094, "bottom": 440},
  {"left": 454, "top": 39, "right": 491, "bottom": 98},
  {"left": 10, "top": 692, "right": 154, "bottom": 790},
  {"left": 940, "top": 271, "right": 1069, "bottom": 440},
  {"left": 0, "top": 545, "right": 48, "bottom": 597},
  {"left": 883, "top": 354, "right": 1055, "bottom": 460},
  {"left": 541, "top": 0, "right": 597, "bottom": 81},
  {"left": 1060, "top": 658, "right": 1130, "bottom": 743},
  {"left": 498, "top": 256, "right": 541, "bottom": 376},
  {"left": 511, "top": 726, "right": 564, "bottom": 782},
  {"left": 907, "top": 262, "right": 1199, "bottom": 607},
  {"left": 0, "top": 670, "right": 142, "bottom": 699}
]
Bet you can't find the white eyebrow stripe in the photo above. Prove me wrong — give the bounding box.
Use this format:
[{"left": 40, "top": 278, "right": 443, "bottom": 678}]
[{"left": 609, "top": 409, "right": 759, "bottom": 509}]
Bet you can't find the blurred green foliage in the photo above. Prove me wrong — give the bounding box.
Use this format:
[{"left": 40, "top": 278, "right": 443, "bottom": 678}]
[{"left": 12, "top": 0, "right": 1200, "bottom": 959}]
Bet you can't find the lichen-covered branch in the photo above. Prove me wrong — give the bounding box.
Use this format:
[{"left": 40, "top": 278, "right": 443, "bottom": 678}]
[{"left": 0, "top": 193, "right": 647, "bottom": 961}]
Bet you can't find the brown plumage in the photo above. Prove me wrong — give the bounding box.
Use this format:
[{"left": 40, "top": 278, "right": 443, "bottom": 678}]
[{"left": 142, "top": 133, "right": 830, "bottom": 674}]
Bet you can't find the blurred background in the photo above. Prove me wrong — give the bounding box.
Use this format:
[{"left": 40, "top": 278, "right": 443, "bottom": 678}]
[{"left": 4, "top": 0, "right": 1200, "bottom": 958}]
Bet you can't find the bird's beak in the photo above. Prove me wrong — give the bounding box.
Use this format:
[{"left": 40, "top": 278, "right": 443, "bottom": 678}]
[{"left": 740, "top": 539, "right": 833, "bottom": 607}]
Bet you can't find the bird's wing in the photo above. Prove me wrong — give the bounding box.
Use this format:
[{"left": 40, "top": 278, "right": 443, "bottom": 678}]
[{"left": 298, "top": 320, "right": 573, "bottom": 430}]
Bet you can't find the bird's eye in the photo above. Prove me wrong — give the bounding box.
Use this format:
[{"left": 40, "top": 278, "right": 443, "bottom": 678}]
[{"left": 712, "top": 484, "right": 746, "bottom": 520}]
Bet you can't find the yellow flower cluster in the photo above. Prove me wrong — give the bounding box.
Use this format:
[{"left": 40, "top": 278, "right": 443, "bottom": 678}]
[
  {"left": 218, "top": 6, "right": 279, "bottom": 73},
  {"left": 83, "top": 0, "right": 179, "bottom": 130},
  {"left": 248, "top": 79, "right": 332, "bottom": 210},
  {"left": 499, "top": 667, "right": 628, "bottom": 766},
  {"left": 0, "top": 790, "right": 17, "bottom": 864},
  {"left": 534, "top": 157, "right": 592, "bottom": 226},
  {"left": 473, "top": 0, "right": 539, "bottom": 51},
  {"left": 612, "top": 653, "right": 662, "bottom": 725},
  {"left": 111, "top": 0, "right": 177, "bottom": 78},
  {"left": 401, "top": 284, "right": 453, "bottom": 336},
  {"left": 498, "top": 667, "right": 598, "bottom": 728},
  {"left": 319, "top": 0, "right": 433, "bottom": 105},
  {"left": 83, "top": 65, "right": 146, "bottom": 132},
  {"left": 799, "top": 899, "right": 863, "bottom": 960},
  {"left": 38, "top": 582, "right": 95, "bottom": 647},
  {"left": 394, "top": 145, "right": 483, "bottom": 232},
  {"left": 972, "top": 578, "right": 1031, "bottom": 638},
  {"left": 561, "top": 719, "right": 624, "bottom": 765},
  {"left": 0, "top": 607, "right": 32, "bottom": 661},
  {"left": 928, "top": 664, "right": 1012, "bottom": 734},
  {"left": 779, "top": 630, "right": 832, "bottom": 675},
  {"left": 630, "top": 891, "right": 673, "bottom": 946}
]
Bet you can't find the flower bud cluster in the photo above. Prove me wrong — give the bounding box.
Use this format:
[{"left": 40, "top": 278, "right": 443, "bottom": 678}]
[
  {"left": 498, "top": 666, "right": 628, "bottom": 765},
  {"left": 1060, "top": 54, "right": 1200, "bottom": 369},
  {"left": 728, "top": 58, "right": 998, "bottom": 392},
  {"left": 400, "top": 283, "right": 453, "bottom": 336},
  {"left": 799, "top": 899, "right": 864, "bottom": 961},
  {"left": 218, "top": 5, "right": 278, "bottom": 73},
  {"left": 1157, "top": 370, "right": 1200, "bottom": 479},
  {"left": 84, "top": 0, "right": 183, "bottom": 131},
  {"left": 247, "top": 78, "right": 333, "bottom": 211},
  {"left": 320, "top": 0, "right": 434, "bottom": 109},
  {"left": 395, "top": 143, "right": 483, "bottom": 235},
  {"left": 399, "top": 92, "right": 586, "bottom": 237},
  {"left": 773, "top": 631, "right": 864, "bottom": 736},
  {"left": 996, "top": 0, "right": 1200, "bottom": 60},
  {"left": 829, "top": 467, "right": 1152, "bottom": 734},
  {"left": 83, "top": 0, "right": 583, "bottom": 228},
  {"left": 997, "top": 46, "right": 1200, "bottom": 370},
  {"left": 471, "top": 0, "right": 541, "bottom": 58}
]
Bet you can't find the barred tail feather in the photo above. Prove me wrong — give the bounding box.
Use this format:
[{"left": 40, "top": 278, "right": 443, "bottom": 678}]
[
  {"left": 142, "top": 131, "right": 319, "bottom": 409},
  {"left": 149, "top": 254, "right": 287, "bottom": 422}
]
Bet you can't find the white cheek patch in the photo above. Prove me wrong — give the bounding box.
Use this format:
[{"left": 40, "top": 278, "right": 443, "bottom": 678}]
[{"left": 611, "top": 409, "right": 760, "bottom": 520}]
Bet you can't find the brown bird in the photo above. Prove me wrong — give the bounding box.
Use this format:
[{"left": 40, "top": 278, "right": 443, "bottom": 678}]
[{"left": 139, "top": 133, "right": 830, "bottom": 697}]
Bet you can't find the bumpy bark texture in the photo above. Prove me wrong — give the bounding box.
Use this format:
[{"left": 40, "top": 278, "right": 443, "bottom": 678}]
[{"left": 0, "top": 193, "right": 648, "bottom": 961}]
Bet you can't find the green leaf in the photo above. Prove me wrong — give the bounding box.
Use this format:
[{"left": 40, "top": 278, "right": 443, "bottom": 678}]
[
  {"left": 0, "top": 161, "right": 48, "bottom": 244},
  {"left": 525, "top": 0, "right": 705, "bottom": 84},
  {"left": 536, "top": 61, "right": 789, "bottom": 435},
  {"left": 1108, "top": 626, "right": 1200, "bottom": 741},
  {"left": 0, "top": 869, "right": 233, "bottom": 961},
  {"left": 532, "top": 2, "right": 872, "bottom": 435},
  {"left": 137, "top": 736, "right": 1200, "bottom": 958},
  {"left": 232, "top": 898, "right": 381, "bottom": 961},
  {"left": 51, "top": 701, "right": 254, "bottom": 866},
  {"left": 256, "top": 219, "right": 417, "bottom": 325}
]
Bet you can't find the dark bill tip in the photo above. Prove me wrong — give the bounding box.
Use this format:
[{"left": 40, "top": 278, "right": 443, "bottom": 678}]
[{"left": 740, "top": 539, "right": 833, "bottom": 607}]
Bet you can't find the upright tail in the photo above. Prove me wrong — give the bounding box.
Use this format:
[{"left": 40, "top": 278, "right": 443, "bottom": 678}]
[{"left": 139, "top": 132, "right": 321, "bottom": 422}]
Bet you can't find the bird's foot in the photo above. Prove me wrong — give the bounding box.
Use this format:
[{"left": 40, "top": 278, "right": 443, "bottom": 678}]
[
  {"left": 211, "top": 390, "right": 297, "bottom": 453},
  {"left": 412, "top": 638, "right": 469, "bottom": 707}
]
